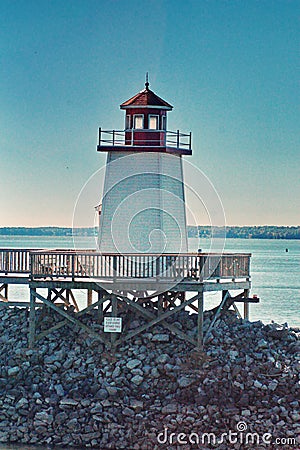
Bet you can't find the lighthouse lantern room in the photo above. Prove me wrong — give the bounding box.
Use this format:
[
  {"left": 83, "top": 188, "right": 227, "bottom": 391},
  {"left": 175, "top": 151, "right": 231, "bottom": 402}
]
[{"left": 97, "top": 80, "right": 192, "bottom": 254}]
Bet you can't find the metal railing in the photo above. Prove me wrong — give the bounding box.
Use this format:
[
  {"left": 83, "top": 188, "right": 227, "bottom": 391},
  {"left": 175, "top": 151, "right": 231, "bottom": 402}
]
[
  {"left": 30, "top": 251, "right": 251, "bottom": 281},
  {"left": 98, "top": 129, "right": 192, "bottom": 150}
]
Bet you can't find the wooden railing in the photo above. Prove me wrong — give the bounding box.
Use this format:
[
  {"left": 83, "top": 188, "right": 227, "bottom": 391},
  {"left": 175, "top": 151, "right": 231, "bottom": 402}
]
[
  {"left": 30, "top": 251, "right": 251, "bottom": 281},
  {"left": 0, "top": 249, "right": 251, "bottom": 281},
  {"left": 0, "top": 249, "right": 35, "bottom": 274},
  {"left": 0, "top": 249, "right": 96, "bottom": 275}
]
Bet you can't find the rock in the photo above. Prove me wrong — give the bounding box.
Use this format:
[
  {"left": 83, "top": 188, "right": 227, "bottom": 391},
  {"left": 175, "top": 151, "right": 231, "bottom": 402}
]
[
  {"left": 55, "top": 412, "right": 68, "bottom": 425},
  {"left": 59, "top": 398, "right": 79, "bottom": 407},
  {"left": 156, "top": 354, "right": 170, "bottom": 364},
  {"left": 66, "top": 418, "right": 79, "bottom": 431},
  {"left": 178, "top": 376, "right": 194, "bottom": 388},
  {"left": 130, "top": 399, "right": 143, "bottom": 412},
  {"left": 54, "top": 383, "right": 65, "bottom": 396},
  {"left": 229, "top": 350, "right": 239, "bottom": 360},
  {"left": 268, "top": 380, "right": 279, "bottom": 391},
  {"left": 151, "top": 334, "right": 170, "bottom": 342},
  {"left": 112, "top": 366, "right": 121, "bottom": 378},
  {"left": 131, "top": 375, "right": 144, "bottom": 386},
  {"left": 162, "top": 404, "right": 177, "bottom": 414},
  {"left": 150, "top": 367, "right": 160, "bottom": 378},
  {"left": 122, "top": 407, "right": 135, "bottom": 417},
  {"left": 95, "top": 388, "right": 109, "bottom": 400},
  {"left": 15, "top": 398, "right": 28, "bottom": 409},
  {"left": 34, "top": 411, "right": 53, "bottom": 425},
  {"left": 7, "top": 366, "right": 20, "bottom": 377},
  {"left": 126, "top": 359, "right": 141, "bottom": 370},
  {"left": 257, "top": 338, "right": 269, "bottom": 349},
  {"left": 291, "top": 413, "right": 300, "bottom": 422},
  {"left": 106, "top": 386, "right": 118, "bottom": 396},
  {"left": 245, "top": 355, "right": 254, "bottom": 366}
]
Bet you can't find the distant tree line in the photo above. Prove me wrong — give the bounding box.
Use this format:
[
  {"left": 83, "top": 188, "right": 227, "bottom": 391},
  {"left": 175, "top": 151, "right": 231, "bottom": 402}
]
[
  {"left": 188, "top": 225, "right": 300, "bottom": 240},
  {"left": 0, "top": 227, "right": 97, "bottom": 236},
  {"left": 0, "top": 226, "right": 299, "bottom": 239}
]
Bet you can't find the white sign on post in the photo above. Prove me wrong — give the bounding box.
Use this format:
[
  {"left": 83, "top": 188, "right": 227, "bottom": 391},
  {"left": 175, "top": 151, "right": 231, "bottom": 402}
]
[{"left": 104, "top": 317, "right": 122, "bottom": 333}]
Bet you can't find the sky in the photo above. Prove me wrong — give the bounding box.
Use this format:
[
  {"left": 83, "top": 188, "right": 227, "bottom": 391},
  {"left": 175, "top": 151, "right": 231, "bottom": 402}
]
[{"left": 1, "top": 0, "right": 299, "bottom": 227}]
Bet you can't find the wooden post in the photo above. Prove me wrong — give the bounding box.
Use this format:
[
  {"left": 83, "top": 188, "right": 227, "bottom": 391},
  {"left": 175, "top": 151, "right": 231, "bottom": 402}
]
[
  {"left": 71, "top": 254, "right": 75, "bottom": 281},
  {"left": 4, "top": 284, "right": 8, "bottom": 302},
  {"left": 113, "top": 255, "right": 117, "bottom": 282},
  {"left": 66, "top": 289, "right": 70, "bottom": 306},
  {"left": 244, "top": 288, "right": 250, "bottom": 320},
  {"left": 87, "top": 289, "right": 93, "bottom": 307},
  {"left": 97, "top": 290, "right": 103, "bottom": 323},
  {"left": 157, "top": 294, "right": 163, "bottom": 314},
  {"left": 197, "top": 292, "right": 204, "bottom": 350},
  {"left": 29, "top": 288, "right": 36, "bottom": 348},
  {"left": 111, "top": 295, "right": 117, "bottom": 347}
]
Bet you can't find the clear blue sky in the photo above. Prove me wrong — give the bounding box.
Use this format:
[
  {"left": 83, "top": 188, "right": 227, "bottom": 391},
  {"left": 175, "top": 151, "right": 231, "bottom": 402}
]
[{"left": 1, "top": 0, "right": 299, "bottom": 227}]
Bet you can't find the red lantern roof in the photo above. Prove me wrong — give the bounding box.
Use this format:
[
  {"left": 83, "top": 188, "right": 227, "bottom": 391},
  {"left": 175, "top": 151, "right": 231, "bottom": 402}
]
[{"left": 120, "top": 82, "right": 173, "bottom": 110}]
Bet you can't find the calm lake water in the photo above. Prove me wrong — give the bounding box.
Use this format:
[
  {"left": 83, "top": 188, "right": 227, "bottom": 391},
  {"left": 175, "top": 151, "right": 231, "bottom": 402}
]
[{"left": 0, "top": 235, "right": 299, "bottom": 327}]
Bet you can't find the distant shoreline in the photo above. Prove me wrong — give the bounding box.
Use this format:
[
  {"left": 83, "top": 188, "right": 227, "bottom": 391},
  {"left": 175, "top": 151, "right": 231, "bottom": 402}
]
[{"left": 0, "top": 226, "right": 299, "bottom": 239}]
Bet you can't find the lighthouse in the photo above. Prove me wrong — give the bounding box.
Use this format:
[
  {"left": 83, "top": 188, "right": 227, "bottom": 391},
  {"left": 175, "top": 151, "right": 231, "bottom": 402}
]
[{"left": 97, "top": 80, "right": 192, "bottom": 255}]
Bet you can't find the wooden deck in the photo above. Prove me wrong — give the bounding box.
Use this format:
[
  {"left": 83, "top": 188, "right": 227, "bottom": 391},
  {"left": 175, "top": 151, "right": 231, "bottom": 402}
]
[{"left": 0, "top": 248, "right": 257, "bottom": 350}]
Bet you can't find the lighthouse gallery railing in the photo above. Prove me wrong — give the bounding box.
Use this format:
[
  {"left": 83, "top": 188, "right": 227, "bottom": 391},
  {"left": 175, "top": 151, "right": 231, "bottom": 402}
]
[{"left": 98, "top": 129, "right": 192, "bottom": 150}]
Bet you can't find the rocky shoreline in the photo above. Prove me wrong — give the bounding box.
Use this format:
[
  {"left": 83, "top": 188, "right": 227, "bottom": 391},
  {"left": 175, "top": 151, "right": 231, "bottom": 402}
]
[{"left": 0, "top": 304, "right": 299, "bottom": 449}]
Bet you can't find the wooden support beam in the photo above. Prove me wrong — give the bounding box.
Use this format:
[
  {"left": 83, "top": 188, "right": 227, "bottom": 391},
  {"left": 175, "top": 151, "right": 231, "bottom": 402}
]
[
  {"left": 87, "top": 289, "right": 93, "bottom": 307},
  {"left": 232, "top": 302, "right": 242, "bottom": 319},
  {"left": 0, "top": 284, "right": 8, "bottom": 302},
  {"left": 68, "top": 289, "right": 79, "bottom": 312},
  {"left": 233, "top": 297, "right": 259, "bottom": 303},
  {"left": 32, "top": 291, "right": 109, "bottom": 346},
  {"left": 157, "top": 294, "right": 163, "bottom": 314},
  {"left": 187, "top": 303, "right": 198, "bottom": 313},
  {"left": 29, "top": 288, "right": 36, "bottom": 348},
  {"left": 204, "top": 291, "right": 230, "bottom": 344},
  {"left": 49, "top": 288, "right": 70, "bottom": 306},
  {"left": 114, "top": 292, "right": 201, "bottom": 347},
  {"left": 244, "top": 288, "right": 250, "bottom": 320},
  {"left": 35, "top": 294, "right": 109, "bottom": 342},
  {"left": 97, "top": 290, "right": 104, "bottom": 323},
  {"left": 111, "top": 295, "right": 118, "bottom": 348},
  {"left": 103, "top": 301, "right": 112, "bottom": 314},
  {"left": 197, "top": 292, "right": 204, "bottom": 350}
]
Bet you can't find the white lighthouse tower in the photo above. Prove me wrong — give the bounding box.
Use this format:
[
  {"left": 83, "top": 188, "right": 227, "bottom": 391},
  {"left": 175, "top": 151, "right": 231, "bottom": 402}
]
[{"left": 97, "top": 80, "right": 192, "bottom": 255}]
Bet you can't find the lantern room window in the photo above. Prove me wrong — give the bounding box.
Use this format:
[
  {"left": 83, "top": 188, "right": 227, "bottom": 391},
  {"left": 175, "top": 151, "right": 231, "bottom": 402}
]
[
  {"left": 133, "top": 114, "right": 144, "bottom": 129},
  {"left": 149, "top": 115, "right": 159, "bottom": 130},
  {"left": 162, "top": 115, "right": 166, "bottom": 130},
  {"left": 125, "top": 115, "right": 131, "bottom": 129}
]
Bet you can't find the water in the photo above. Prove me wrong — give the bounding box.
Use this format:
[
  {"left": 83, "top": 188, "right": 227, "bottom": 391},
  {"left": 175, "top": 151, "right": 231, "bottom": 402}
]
[
  {"left": 0, "top": 236, "right": 299, "bottom": 326},
  {"left": 190, "top": 237, "right": 300, "bottom": 327}
]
